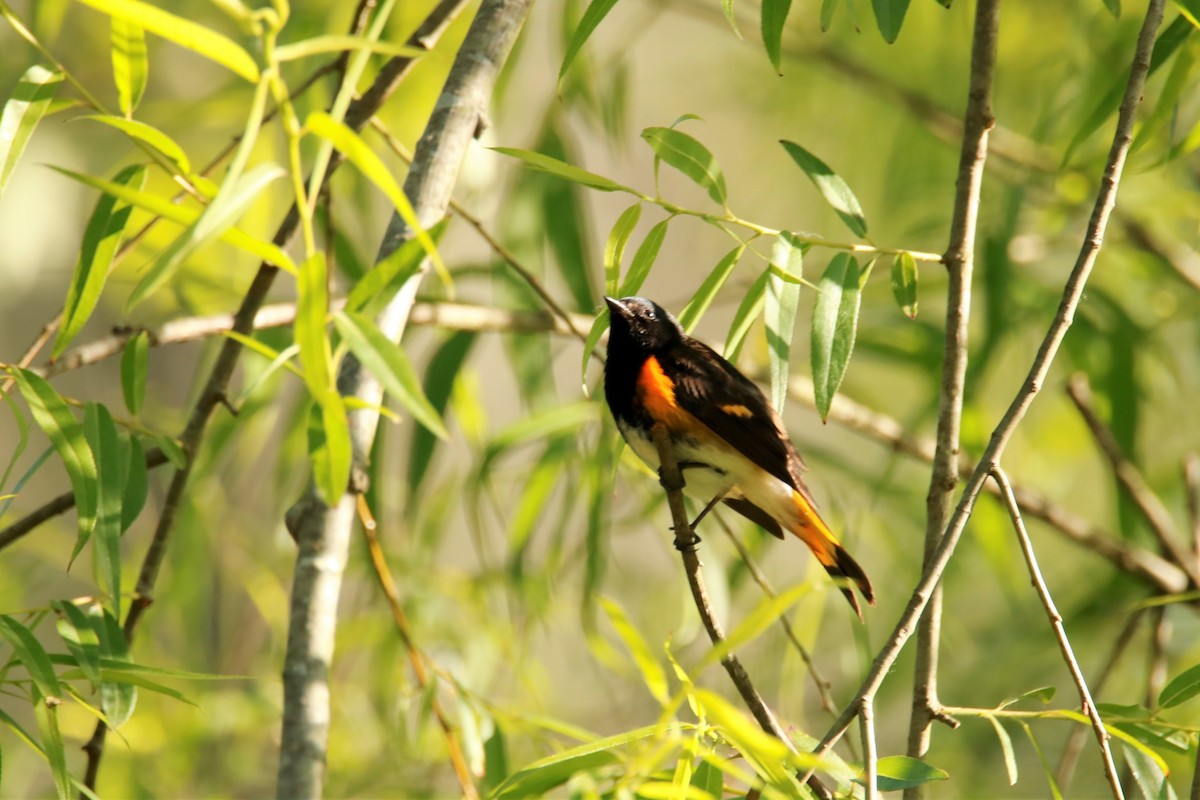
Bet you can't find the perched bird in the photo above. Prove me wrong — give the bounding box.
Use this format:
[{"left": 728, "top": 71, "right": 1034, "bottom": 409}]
[{"left": 603, "top": 296, "right": 874, "bottom": 618}]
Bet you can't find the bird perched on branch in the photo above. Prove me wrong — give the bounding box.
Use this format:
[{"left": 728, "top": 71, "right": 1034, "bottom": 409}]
[{"left": 603, "top": 296, "right": 874, "bottom": 618}]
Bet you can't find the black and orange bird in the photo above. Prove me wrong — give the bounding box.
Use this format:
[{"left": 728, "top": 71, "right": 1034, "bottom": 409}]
[{"left": 603, "top": 296, "right": 874, "bottom": 618}]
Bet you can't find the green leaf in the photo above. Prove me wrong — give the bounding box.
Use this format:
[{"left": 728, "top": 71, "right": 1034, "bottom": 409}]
[
  {"left": 581, "top": 310, "right": 610, "bottom": 389},
  {"left": 51, "top": 600, "right": 102, "bottom": 686},
  {"left": 873, "top": 755, "right": 949, "bottom": 790},
  {"left": 535, "top": 125, "right": 597, "bottom": 311},
  {"left": 1132, "top": 35, "right": 1196, "bottom": 154},
  {"left": 154, "top": 433, "right": 186, "bottom": 469},
  {"left": 559, "top": 0, "right": 621, "bottom": 83},
  {"left": 820, "top": 0, "right": 838, "bottom": 31},
  {"left": 128, "top": 162, "right": 284, "bottom": 309},
  {"left": 333, "top": 311, "right": 449, "bottom": 439},
  {"left": 55, "top": 164, "right": 147, "bottom": 358},
  {"left": 0, "top": 65, "right": 63, "bottom": 200},
  {"left": 766, "top": 232, "right": 804, "bottom": 413},
  {"left": 32, "top": 688, "right": 70, "bottom": 799},
  {"left": 119, "top": 330, "right": 149, "bottom": 415},
  {"left": 619, "top": 217, "right": 670, "bottom": 296},
  {"left": 598, "top": 597, "right": 668, "bottom": 703},
  {"left": 86, "top": 605, "right": 136, "bottom": 729},
  {"left": 890, "top": 251, "right": 918, "bottom": 319},
  {"left": 1101, "top": 0, "right": 1120, "bottom": 17},
  {"left": 604, "top": 203, "right": 642, "bottom": 294},
  {"left": 74, "top": 0, "right": 259, "bottom": 82},
  {"left": 761, "top": 0, "right": 793, "bottom": 73},
  {"left": 691, "top": 758, "right": 724, "bottom": 799},
  {"left": 345, "top": 219, "right": 448, "bottom": 315},
  {"left": 10, "top": 369, "right": 98, "bottom": 546},
  {"left": 810, "top": 254, "right": 861, "bottom": 420},
  {"left": 295, "top": 253, "right": 333, "bottom": 398},
  {"left": 492, "top": 146, "right": 630, "bottom": 193},
  {"left": 780, "top": 140, "right": 868, "bottom": 237},
  {"left": 1159, "top": 663, "right": 1200, "bottom": 708},
  {"left": 305, "top": 111, "right": 447, "bottom": 286},
  {"left": 679, "top": 244, "right": 746, "bottom": 331},
  {"left": 308, "top": 393, "right": 351, "bottom": 505},
  {"left": 83, "top": 404, "right": 123, "bottom": 617},
  {"left": 484, "top": 403, "right": 597, "bottom": 468},
  {"left": 698, "top": 583, "right": 809, "bottom": 671},
  {"left": 120, "top": 434, "right": 148, "bottom": 533},
  {"left": 409, "top": 332, "right": 474, "bottom": 497},
  {"left": 692, "top": 689, "right": 802, "bottom": 788},
  {"left": 641, "top": 126, "right": 728, "bottom": 206},
  {"left": 986, "top": 714, "right": 1018, "bottom": 785},
  {"left": 724, "top": 269, "right": 769, "bottom": 362},
  {"left": 720, "top": 0, "right": 741, "bottom": 36},
  {"left": 273, "top": 35, "right": 425, "bottom": 62},
  {"left": 48, "top": 165, "right": 295, "bottom": 272},
  {"left": 77, "top": 115, "right": 189, "bottom": 173},
  {"left": 0, "top": 616, "right": 62, "bottom": 698},
  {"left": 493, "top": 724, "right": 666, "bottom": 799},
  {"left": 871, "top": 0, "right": 911, "bottom": 42},
  {"left": 111, "top": 18, "right": 147, "bottom": 116}
]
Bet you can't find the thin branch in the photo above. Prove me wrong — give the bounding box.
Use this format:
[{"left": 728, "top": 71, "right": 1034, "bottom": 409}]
[
  {"left": 1186, "top": 454, "right": 1200, "bottom": 558},
  {"left": 356, "top": 496, "right": 479, "bottom": 800},
  {"left": 861, "top": 696, "right": 878, "bottom": 800},
  {"left": 810, "top": 0, "right": 1165, "bottom": 765},
  {"left": 990, "top": 466, "right": 1124, "bottom": 799},
  {"left": 1066, "top": 373, "right": 1200, "bottom": 587},
  {"left": 277, "top": 3, "right": 531, "bottom": 797},
  {"left": 907, "top": 0, "right": 1001, "bottom": 777}
]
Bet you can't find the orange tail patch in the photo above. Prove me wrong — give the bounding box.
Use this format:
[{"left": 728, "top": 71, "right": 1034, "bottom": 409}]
[{"left": 788, "top": 490, "right": 875, "bottom": 620}]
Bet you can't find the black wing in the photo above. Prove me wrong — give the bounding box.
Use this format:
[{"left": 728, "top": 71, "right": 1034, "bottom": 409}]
[{"left": 662, "top": 335, "right": 810, "bottom": 496}]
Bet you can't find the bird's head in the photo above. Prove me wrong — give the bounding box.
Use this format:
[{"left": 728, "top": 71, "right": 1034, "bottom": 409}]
[{"left": 604, "top": 296, "right": 684, "bottom": 355}]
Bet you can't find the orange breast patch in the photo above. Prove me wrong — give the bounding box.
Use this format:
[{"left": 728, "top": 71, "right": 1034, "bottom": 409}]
[{"left": 637, "top": 357, "right": 689, "bottom": 427}]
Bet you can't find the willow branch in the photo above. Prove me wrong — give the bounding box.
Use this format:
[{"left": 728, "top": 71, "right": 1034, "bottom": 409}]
[
  {"left": 811, "top": 0, "right": 1165, "bottom": 763},
  {"left": 1186, "top": 455, "right": 1200, "bottom": 559},
  {"left": 991, "top": 466, "right": 1124, "bottom": 799},
  {"left": 907, "top": 0, "right": 1001, "bottom": 776},
  {"left": 277, "top": 3, "right": 532, "bottom": 797}
]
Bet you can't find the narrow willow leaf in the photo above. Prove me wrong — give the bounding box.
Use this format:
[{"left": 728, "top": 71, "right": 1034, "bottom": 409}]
[
  {"left": 128, "top": 162, "right": 284, "bottom": 309},
  {"left": 1132, "top": 38, "right": 1196, "bottom": 154},
  {"left": 761, "top": 0, "right": 793, "bottom": 74},
  {"left": 48, "top": 165, "right": 295, "bottom": 271},
  {"left": 333, "top": 311, "right": 449, "bottom": 439},
  {"left": 559, "top": 0, "right": 621, "bottom": 82},
  {"left": 724, "top": 269, "right": 769, "bottom": 361},
  {"left": 779, "top": 139, "right": 868, "bottom": 237},
  {"left": 986, "top": 714, "right": 1018, "bottom": 785},
  {"left": 295, "top": 252, "right": 332, "bottom": 399},
  {"left": 766, "top": 232, "right": 804, "bottom": 413},
  {"left": 1159, "top": 663, "right": 1200, "bottom": 708},
  {"left": 720, "top": 0, "right": 741, "bottom": 37},
  {"left": 874, "top": 756, "right": 949, "bottom": 790},
  {"left": 83, "top": 404, "right": 123, "bottom": 616},
  {"left": 0, "top": 65, "right": 63, "bottom": 199},
  {"left": 409, "top": 332, "right": 474, "bottom": 497},
  {"left": 641, "top": 126, "right": 727, "bottom": 206},
  {"left": 111, "top": 18, "right": 147, "bottom": 116},
  {"left": 581, "top": 310, "right": 609, "bottom": 389},
  {"left": 55, "top": 164, "right": 147, "bottom": 358},
  {"left": 534, "top": 125, "right": 595, "bottom": 311},
  {"left": 871, "top": 0, "right": 910, "bottom": 42},
  {"left": 493, "top": 725, "right": 664, "bottom": 799},
  {"left": 811, "top": 254, "right": 861, "bottom": 420},
  {"left": 598, "top": 597, "right": 668, "bottom": 703},
  {"left": 604, "top": 203, "right": 641, "bottom": 294},
  {"left": 10, "top": 369, "right": 98, "bottom": 545},
  {"left": 484, "top": 403, "right": 597, "bottom": 467},
  {"left": 51, "top": 600, "right": 101, "bottom": 685},
  {"left": 120, "top": 434, "right": 147, "bottom": 532},
  {"left": 699, "top": 584, "right": 809, "bottom": 671},
  {"left": 820, "top": 0, "right": 838, "bottom": 31},
  {"left": 619, "top": 218, "right": 670, "bottom": 296},
  {"left": 33, "top": 688, "right": 70, "bottom": 799},
  {"left": 77, "top": 115, "right": 189, "bottom": 173},
  {"left": 691, "top": 759, "right": 723, "bottom": 798},
  {"left": 75, "top": 0, "right": 259, "bottom": 82},
  {"left": 305, "top": 111, "right": 447, "bottom": 285},
  {"left": 692, "top": 689, "right": 799, "bottom": 786},
  {"left": 87, "top": 604, "right": 136, "bottom": 729},
  {"left": 119, "top": 330, "right": 149, "bottom": 415},
  {"left": 679, "top": 244, "right": 746, "bottom": 331},
  {"left": 345, "top": 219, "right": 448, "bottom": 315},
  {"left": 154, "top": 433, "right": 186, "bottom": 468},
  {"left": 1102, "top": 0, "right": 1120, "bottom": 16},
  {"left": 890, "top": 251, "right": 918, "bottom": 319},
  {"left": 0, "top": 616, "right": 62, "bottom": 697},
  {"left": 492, "top": 146, "right": 629, "bottom": 193},
  {"left": 273, "top": 35, "right": 425, "bottom": 62},
  {"left": 310, "top": 391, "right": 351, "bottom": 504}
]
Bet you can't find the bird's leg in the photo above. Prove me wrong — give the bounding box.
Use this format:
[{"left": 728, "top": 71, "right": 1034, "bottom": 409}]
[{"left": 689, "top": 490, "right": 727, "bottom": 531}]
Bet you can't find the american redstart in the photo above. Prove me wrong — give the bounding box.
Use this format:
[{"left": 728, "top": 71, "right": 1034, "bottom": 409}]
[{"left": 603, "top": 296, "right": 874, "bottom": 618}]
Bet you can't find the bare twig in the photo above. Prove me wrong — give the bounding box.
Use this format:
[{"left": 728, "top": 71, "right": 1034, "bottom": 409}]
[
  {"left": 861, "top": 695, "right": 878, "bottom": 800},
  {"left": 990, "top": 466, "right": 1124, "bottom": 799},
  {"left": 356, "top": 495, "right": 479, "bottom": 800},
  {"left": 1067, "top": 373, "right": 1200, "bottom": 587},
  {"left": 1186, "top": 454, "right": 1200, "bottom": 558},
  {"left": 907, "top": 0, "right": 1001, "bottom": 777},
  {"left": 810, "top": 0, "right": 1166, "bottom": 766},
  {"left": 277, "top": 2, "right": 531, "bottom": 797}
]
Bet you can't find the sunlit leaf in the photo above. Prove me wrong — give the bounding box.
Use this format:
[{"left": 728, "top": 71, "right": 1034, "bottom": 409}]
[
  {"left": 698, "top": 583, "right": 809, "bottom": 671},
  {"left": 493, "top": 724, "right": 669, "bottom": 799},
  {"left": 873, "top": 755, "right": 949, "bottom": 790},
  {"left": 74, "top": 0, "right": 259, "bottom": 81},
  {"left": 51, "top": 600, "right": 101, "bottom": 685},
  {"left": 333, "top": 311, "right": 449, "bottom": 439},
  {"left": 77, "top": 115, "right": 189, "bottom": 173},
  {"left": 766, "top": 232, "right": 804, "bottom": 412},
  {"left": 85, "top": 604, "right": 136, "bottom": 728},
  {"left": 890, "top": 251, "right": 918, "bottom": 319},
  {"left": 724, "top": 269, "right": 769, "bottom": 362},
  {"left": 10, "top": 368, "right": 98, "bottom": 547},
  {"left": 308, "top": 392, "right": 351, "bottom": 505},
  {"left": 274, "top": 35, "right": 425, "bottom": 62},
  {"left": 83, "top": 403, "right": 123, "bottom": 616},
  {"left": 1159, "top": 663, "right": 1200, "bottom": 708},
  {"left": 780, "top": 139, "right": 868, "bottom": 237},
  {"left": 33, "top": 687, "right": 70, "bottom": 799},
  {"left": 0, "top": 65, "right": 63, "bottom": 199},
  {"left": 55, "top": 164, "right": 146, "bottom": 358},
  {"left": 986, "top": 714, "right": 1018, "bottom": 785},
  {"left": 604, "top": 203, "right": 641, "bottom": 294},
  {"left": 679, "top": 244, "right": 746, "bottom": 331},
  {"left": 493, "top": 146, "right": 630, "bottom": 193},
  {"left": 119, "top": 330, "right": 149, "bottom": 415},
  {"left": 761, "top": 0, "right": 793, "bottom": 73},
  {"left": 619, "top": 217, "right": 670, "bottom": 296},
  {"left": 598, "top": 596, "right": 668, "bottom": 703},
  {"left": 811, "top": 254, "right": 862, "bottom": 420},
  {"left": 128, "top": 162, "right": 284, "bottom": 309},
  {"left": 111, "top": 17, "right": 147, "bottom": 116},
  {"left": 641, "top": 126, "right": 728, "bottom": 206},
  {"left": 559, "top": 0, "right": 620, "bottom": 83},
  {"left": 871, "top": 0, "right": 910, "bottom": 42}
]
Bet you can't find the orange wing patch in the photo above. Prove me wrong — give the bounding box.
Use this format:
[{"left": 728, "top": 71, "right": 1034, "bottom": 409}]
[{"left": 719, "top": 403, "right": 753, "bottom": 418}]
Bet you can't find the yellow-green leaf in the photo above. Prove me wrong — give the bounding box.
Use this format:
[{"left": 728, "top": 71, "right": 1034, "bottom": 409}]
[
  {"left": 111, "top": 18, "right": 147, "bottom": 116},
  {"left": 77, "top": 115, "right": 189, "bottom": 173},
  {"left": 274, "top": 35, "right": 426, "bottom": 62},
  {"left": 0, "top": 65, "right": 63, "bottom": 199},
  {"left": 598, "top": 596, "right": 668, "bottom": 703}
]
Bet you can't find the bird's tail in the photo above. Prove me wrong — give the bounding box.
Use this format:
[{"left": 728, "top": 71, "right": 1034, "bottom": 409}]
[{"left": 788, "top": 490, "right": 875, "bottom": 620}]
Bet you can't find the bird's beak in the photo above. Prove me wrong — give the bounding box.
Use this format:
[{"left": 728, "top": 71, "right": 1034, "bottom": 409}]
[{"left": 604, "top": 296, "right": 629, "bottom": 319}]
